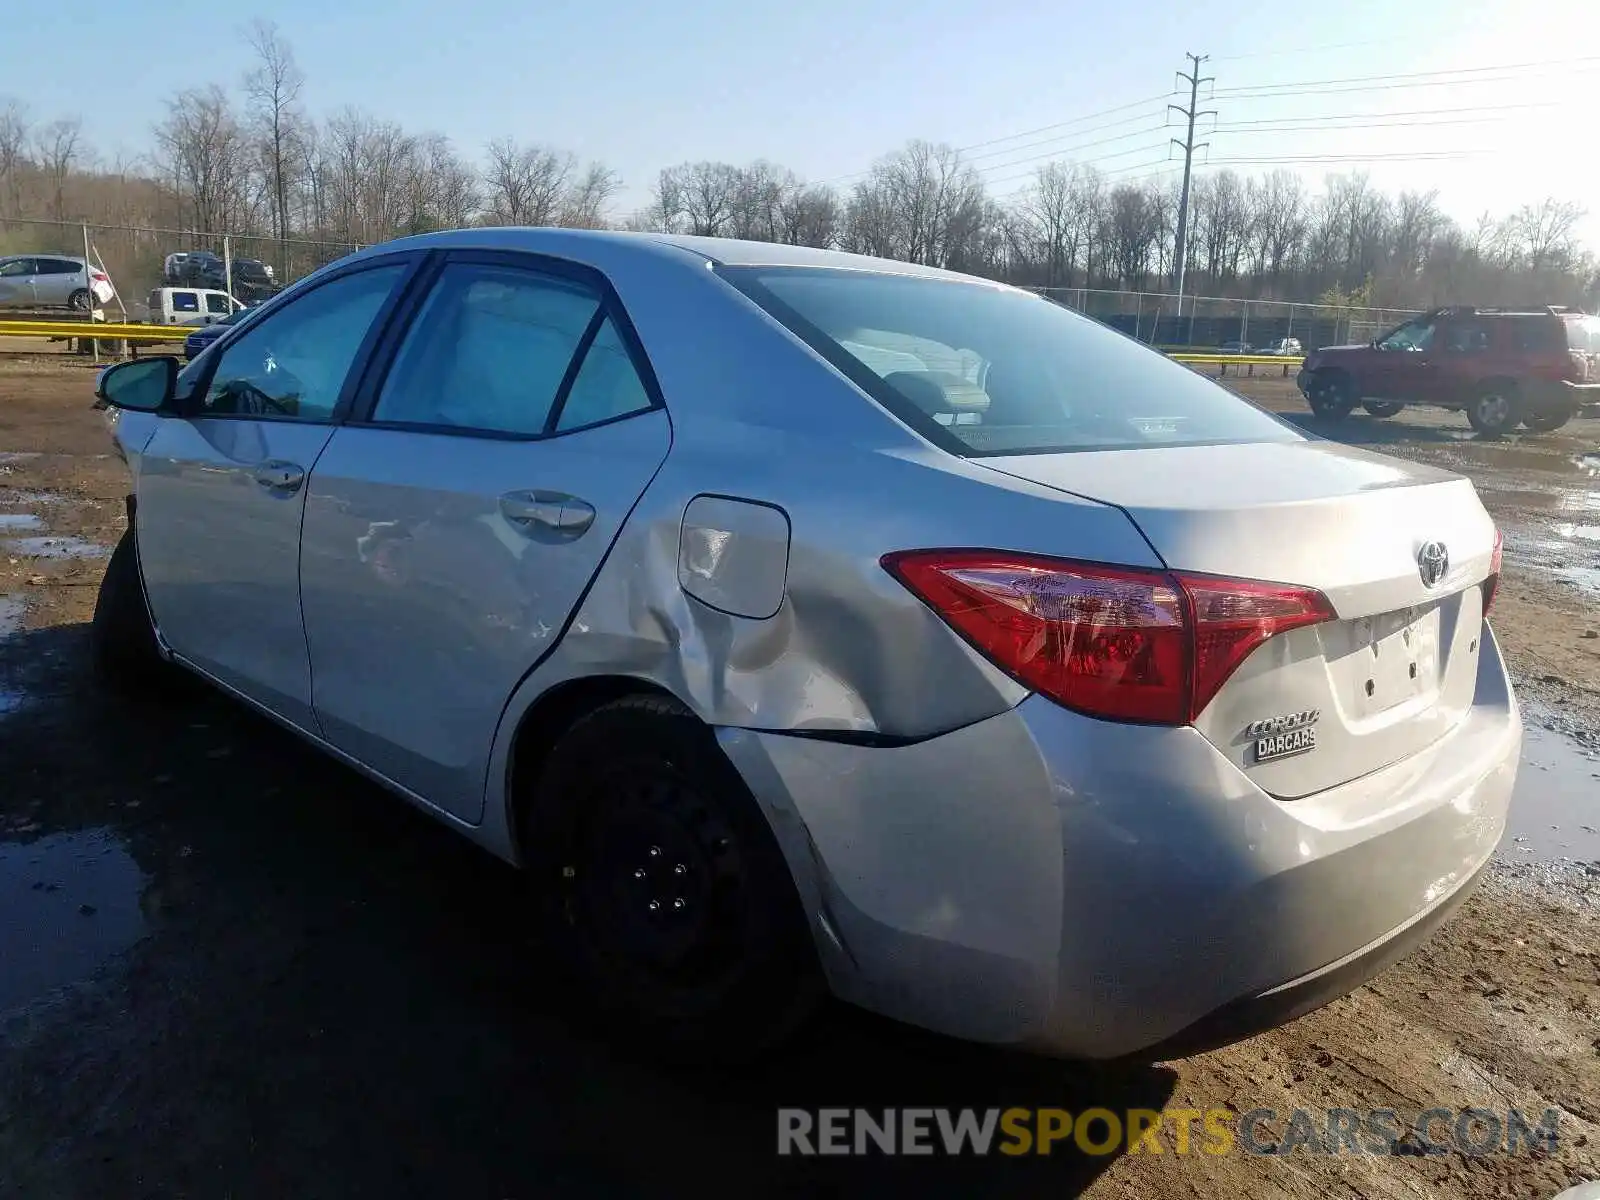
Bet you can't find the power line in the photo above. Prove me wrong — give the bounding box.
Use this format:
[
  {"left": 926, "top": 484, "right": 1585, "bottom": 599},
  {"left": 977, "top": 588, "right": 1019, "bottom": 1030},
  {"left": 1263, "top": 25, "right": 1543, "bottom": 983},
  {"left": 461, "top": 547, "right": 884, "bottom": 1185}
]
[
  {"left": 1211, "top": 99, "right": 1563, "bottom": 126},
  {"left": 1212, "top": 55, "right": 1600, "bottom": 97},
  {"left": 964, "top": 108, "right": 1169, "bottom": 165},
  {"left": 1213, "top": 37, "right": 1394, "bottom": 63},
  {"left": 981, "top": 141, "right": 1178, "bottom": 191},
  {"left": 1214, "top": 114, "right": 1526, "bottom": 134},
  {"left": 1201, "top": 151, "right": 1489, "bottom": 165},
  {"left": 969, "top": 124, "right": 1173, "bottom": 177},
  {"left": 816, "top": 91, "right": 1172, "bottom": 187}
]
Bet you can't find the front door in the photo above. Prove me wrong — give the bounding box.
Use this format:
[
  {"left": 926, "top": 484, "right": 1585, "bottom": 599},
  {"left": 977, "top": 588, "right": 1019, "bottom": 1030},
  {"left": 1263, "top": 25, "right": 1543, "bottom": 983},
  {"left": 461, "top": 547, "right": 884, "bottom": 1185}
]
[
  {"left": 1369, "top": 314, "right": 1440, "bottom": 402},
  {"left": 0, "top": 258, "right": 36, "bottom": 308},
  {"left": 135, "top": 258, "right": 416, "bottom": 728},
  {"left": 299, "top": 254, "right": 672, "bottom": 821}
]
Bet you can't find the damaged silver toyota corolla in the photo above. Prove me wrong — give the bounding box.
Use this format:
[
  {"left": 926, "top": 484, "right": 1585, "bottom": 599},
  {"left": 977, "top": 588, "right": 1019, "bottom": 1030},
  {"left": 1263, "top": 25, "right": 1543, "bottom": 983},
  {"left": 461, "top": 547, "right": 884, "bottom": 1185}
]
[{"left": 91, "top": 229, "right": 1518, "bottom": 1063}]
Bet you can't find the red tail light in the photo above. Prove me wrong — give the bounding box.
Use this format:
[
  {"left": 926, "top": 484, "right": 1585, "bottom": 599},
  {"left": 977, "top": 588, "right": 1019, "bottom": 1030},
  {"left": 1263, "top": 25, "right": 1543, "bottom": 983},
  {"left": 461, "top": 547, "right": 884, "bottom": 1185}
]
[
  {"left": 882, "top": 550, "right": 1336, "bottom": 726},
  {"left": 91, "top": 270, "right": 109, "bottom": 282},
  {"left": 1483, "top": 528, "right": 1504, "bottom": 616}
]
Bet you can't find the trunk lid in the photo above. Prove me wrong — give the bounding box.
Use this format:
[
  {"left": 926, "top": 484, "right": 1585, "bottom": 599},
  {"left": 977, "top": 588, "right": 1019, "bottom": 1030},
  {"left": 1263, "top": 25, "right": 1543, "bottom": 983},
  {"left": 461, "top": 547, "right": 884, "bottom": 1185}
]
[{"left": 976, "top": 439, "right": 1498, "bottom": 798}]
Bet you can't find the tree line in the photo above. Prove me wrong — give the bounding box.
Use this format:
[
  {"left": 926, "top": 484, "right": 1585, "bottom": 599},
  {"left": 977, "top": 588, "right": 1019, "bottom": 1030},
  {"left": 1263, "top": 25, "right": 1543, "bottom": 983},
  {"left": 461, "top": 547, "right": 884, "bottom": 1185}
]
[{"left": 1, "top": 21, "right": 1593, "bottom": 310}]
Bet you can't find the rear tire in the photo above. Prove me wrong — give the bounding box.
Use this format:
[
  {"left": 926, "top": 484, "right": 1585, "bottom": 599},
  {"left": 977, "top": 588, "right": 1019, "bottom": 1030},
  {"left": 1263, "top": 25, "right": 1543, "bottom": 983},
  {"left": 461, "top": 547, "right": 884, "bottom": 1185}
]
[
  {"left": 68, "top": 288, "right": 91, "bottom": 312},
  {"left": 91, "top": 527, "right": 173, "bottom": 694},
  {"left": 1521, "top": 408, "right": 1571, "bottom": 433},
  {"left": 1307, "top": 372, "right": 1357, "bottom": 421},
  {"left": 526, "top": 694, "right": 822, "bottom": 1064},
  {"left": 1466, "top": 383, "right": 1521, "bottom": 435},
  {"left": 1362, "top": 401, "right": 1404, "bottom": 418}
]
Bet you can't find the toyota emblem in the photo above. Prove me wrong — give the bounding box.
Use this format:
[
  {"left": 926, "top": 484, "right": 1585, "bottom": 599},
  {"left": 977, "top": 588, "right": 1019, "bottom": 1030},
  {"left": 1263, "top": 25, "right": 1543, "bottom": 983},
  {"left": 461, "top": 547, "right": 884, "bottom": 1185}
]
[{"left": 1417, "top": 541, "right": 1449, "bottom": 589}]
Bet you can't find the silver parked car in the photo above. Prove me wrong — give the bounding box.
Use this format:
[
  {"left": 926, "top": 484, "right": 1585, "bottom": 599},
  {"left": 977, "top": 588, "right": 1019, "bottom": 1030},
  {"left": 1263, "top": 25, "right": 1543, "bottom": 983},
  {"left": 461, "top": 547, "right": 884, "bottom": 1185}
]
[
  {"left": 0, "top": 253, "right": 114, "bottom": 311},
  {"left": 91, "top": 230, "right": 1518, "bottom": 1063}
]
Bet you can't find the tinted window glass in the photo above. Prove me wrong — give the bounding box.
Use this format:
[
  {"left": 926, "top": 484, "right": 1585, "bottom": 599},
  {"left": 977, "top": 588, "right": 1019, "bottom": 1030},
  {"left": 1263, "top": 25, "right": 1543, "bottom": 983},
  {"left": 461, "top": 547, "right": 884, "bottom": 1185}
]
[
  {"left": 172, "top": 292, "right": 200, "bottom": 312},
  {"left": 555, "top": 317, "right": 653, "bottom": 431},
  {"left": 37, "top": 259, "right": 81, "bottom": 275},
  {"left": 373, "top": 262, "right": 601, "bottom": 435},
  {"left": 1513, "top": 318, "right": 1565, "bottom": 352},
  {"left": 205, "top": 293, "right": 232, "bottom": 314},
  {"left": 721, "top": 267, "right": 1300, "bottom": 455},
  {"left": 202, "top": 264, "right": 403, "bottom": 421},
  {"left": 1444, "top": 321, "right": 1489, "bottom": 352},
  {"left": 0, "top": 259, "right": 33, "bottom": 278}
]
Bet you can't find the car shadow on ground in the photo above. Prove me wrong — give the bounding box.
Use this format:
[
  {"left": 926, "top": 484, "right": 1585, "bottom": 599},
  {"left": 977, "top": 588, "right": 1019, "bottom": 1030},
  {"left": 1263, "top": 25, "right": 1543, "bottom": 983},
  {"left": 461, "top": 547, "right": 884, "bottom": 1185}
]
[{"left": 0, "top": 624, "right": 1178, "bottom": 1198}]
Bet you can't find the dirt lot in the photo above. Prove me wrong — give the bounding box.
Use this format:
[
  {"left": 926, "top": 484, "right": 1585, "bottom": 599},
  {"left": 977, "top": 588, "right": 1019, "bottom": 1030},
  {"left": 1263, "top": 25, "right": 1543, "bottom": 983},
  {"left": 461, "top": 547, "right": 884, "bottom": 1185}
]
[{"left": 1, "top": 356, "right": 1598, "bottom": 1199}]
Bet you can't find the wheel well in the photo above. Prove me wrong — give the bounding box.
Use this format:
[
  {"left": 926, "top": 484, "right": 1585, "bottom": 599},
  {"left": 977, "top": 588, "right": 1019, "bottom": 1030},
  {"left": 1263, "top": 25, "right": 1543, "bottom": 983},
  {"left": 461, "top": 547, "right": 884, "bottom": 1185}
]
[{"left": 505, "top": 674, "right": 680, "bottom": 863}]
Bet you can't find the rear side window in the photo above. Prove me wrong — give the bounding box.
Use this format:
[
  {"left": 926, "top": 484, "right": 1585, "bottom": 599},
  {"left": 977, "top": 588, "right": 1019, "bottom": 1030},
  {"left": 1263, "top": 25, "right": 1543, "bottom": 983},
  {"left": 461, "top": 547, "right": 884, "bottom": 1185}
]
[
  {"left": 1444, "top": 321, "right": 1489, "bottom": 352},
  {"left": 720, "top": 267, "right": 1301, "bottom": 455},
  {"left": 172, "top": 291, "right": 200, "bottom": 312},
  {"left": 1512, "top": 318, "right": 1565, "bottom": 353},
  {"left": 372, "top": 262, "right": 602, "bottom": 436},
  {"left": 37, "top": 259, "right": 80, "bottom": 275}
]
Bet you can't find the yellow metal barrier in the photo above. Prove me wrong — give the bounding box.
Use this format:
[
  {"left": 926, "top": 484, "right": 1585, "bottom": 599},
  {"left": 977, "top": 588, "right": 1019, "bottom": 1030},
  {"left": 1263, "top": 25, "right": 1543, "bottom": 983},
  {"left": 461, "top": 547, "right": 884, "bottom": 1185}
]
[{"left": 0, "top": 319, "right": 190, "bottom": 341}]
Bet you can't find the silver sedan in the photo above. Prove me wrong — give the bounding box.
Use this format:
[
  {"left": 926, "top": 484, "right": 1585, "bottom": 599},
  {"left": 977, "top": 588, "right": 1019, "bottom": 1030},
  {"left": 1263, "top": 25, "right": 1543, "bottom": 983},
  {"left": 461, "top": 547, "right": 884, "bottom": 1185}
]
[{"left": 91, "top": 229, "right": 1518, "bottom": 1063}]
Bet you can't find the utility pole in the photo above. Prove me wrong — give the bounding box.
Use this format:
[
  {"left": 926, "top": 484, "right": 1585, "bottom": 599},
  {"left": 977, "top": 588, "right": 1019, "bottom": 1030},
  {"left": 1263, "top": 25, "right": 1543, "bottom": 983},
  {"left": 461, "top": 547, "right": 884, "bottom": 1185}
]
[{"left": 1169, "top": 53, "right": 1214, "bottom": 317}]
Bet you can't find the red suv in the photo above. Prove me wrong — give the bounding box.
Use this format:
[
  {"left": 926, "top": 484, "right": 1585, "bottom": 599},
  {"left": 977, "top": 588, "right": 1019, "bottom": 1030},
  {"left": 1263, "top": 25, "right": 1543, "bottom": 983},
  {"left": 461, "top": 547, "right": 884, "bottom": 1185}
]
[{"left": 1297, "top": 305, "right": 1600, "bottom": 434}]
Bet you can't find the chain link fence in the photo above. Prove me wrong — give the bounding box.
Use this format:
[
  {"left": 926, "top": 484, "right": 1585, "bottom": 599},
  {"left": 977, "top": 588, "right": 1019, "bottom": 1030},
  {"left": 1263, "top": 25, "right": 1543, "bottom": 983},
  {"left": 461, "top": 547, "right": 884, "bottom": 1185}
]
[
  {"left": 1, "top": 217, "right": 362, "bottom": 320},
  {"left": 1038, "top": 287, "right": 1421, "bottom": 352},
  {"left": 3, "top": 215, "right": 1422, "bottom": 349}
]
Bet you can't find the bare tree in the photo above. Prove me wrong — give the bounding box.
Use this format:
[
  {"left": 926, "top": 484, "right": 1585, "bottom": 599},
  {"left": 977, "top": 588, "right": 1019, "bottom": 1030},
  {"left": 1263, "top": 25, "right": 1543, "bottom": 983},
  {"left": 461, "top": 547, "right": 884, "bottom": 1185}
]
[
  {"left": 650, "top": 161, "right": 741, "bottom": 236},
  {"left": 155, "top": 88, "right": 254, "bottom": 233},
  {"left": 1512, "top": 198, "right": 1586, "bottom": 272},
  {"left": 242, "top": 19, "right": 306, "bottom": 247},
  {"left": 560, "top": 162, "right": 620, "bottom": 229},
  {"left": 35, "top": 117, "right": 83, "bottom": 223},
  {"left": 0, "top": 98, "right": 29, "bottom": 217},
  {"left": 484, "top": 138, "right": 574, "bottom": 226}
]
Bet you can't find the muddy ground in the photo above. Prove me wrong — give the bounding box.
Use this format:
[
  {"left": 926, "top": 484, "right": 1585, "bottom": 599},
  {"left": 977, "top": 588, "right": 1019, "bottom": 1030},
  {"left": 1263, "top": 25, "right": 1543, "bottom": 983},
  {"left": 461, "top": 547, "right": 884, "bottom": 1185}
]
[{"left": 1, "top": 352, "right": 1598, "bottom": 1199}]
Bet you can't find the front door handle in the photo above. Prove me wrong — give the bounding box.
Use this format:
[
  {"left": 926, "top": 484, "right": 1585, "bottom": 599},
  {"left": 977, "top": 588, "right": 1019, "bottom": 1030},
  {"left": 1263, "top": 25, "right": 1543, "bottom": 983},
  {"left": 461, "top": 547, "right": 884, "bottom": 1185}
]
[
  {"left": 253, "top": 460, "right": 305, "bottom": 494},
  {"left": 499, "top": 490, "right": 596, "bottom": 537}
]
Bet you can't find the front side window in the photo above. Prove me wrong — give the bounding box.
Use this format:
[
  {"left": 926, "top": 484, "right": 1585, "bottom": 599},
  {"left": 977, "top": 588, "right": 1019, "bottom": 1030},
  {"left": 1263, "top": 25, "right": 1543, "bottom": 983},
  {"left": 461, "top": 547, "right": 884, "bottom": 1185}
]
[
  {"left": 201, "top": 264, "right": 404, "bottom": 421},
  {"left": 0, "top": 259, "right": 33, "bottom": 278},
  {"left": 721, "top": 267, "right": 1301, "bottom": 455},
  {"left": 1377, "top": 318, "right": 1436, "bottom": 353},
  {"left": 205, "top": 293, "right": 231, "bottom": 315},
  {"left": 373, "top": 263, "right": 602, "bottom": 436}
]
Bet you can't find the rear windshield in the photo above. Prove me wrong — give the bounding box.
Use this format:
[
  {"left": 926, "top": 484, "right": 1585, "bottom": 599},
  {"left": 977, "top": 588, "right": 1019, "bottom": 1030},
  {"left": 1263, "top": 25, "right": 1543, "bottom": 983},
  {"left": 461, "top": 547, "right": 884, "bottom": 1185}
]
[{"left": 719, "top": 266, "right": 1301, "bottom": 456}]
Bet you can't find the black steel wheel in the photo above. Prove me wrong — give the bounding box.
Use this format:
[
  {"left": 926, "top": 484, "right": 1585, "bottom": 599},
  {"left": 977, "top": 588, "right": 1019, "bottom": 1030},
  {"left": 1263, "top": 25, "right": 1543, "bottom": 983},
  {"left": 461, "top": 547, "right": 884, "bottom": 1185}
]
[{"left": 528, "top": 694, "right": 821, "bottom": 1062}]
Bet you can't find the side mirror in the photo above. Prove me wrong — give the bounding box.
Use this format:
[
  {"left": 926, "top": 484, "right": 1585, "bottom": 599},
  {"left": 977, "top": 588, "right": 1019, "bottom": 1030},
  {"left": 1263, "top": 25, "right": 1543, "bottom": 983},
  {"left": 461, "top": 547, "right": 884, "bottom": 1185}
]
[{"left": 96, "top": 356, "right": 178, "bottom": 413}]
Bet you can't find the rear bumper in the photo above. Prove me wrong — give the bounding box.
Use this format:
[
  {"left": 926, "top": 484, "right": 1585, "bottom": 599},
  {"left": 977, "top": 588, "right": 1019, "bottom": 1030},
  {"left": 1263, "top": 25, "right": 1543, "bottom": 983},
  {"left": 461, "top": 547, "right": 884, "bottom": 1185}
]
[{"left": 721, "top": 626, "right": 1518, "bottom": 1060}]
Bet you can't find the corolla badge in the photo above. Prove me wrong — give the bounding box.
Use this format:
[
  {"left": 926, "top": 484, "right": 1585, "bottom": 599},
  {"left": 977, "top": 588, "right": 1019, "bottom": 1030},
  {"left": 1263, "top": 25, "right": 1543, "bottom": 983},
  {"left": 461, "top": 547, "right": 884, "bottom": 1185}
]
[{"left": 1417, "top": 541, "right": 1449, "bottom": 589}]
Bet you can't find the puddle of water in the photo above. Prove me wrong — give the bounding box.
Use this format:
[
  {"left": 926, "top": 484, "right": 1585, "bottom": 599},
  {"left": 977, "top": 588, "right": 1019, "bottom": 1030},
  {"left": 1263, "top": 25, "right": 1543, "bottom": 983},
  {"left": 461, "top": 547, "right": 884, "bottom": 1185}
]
[
  {"left": 0, "top": 452, "right": 43, "bottom": 464},
  {"left": 2, "top": 536, "right": 109, "bottom": 560},
  {"left": 0, "top": 513, "right": 44, "bottom": 532},
  {"left": 1503, "top": 524, "right": 1600, "bottom": 597},
  {"left": 1554, "top": 523, "right": 1600, "bottom": 542},
  {"left": 0, "top": 491, "right": 66, "bottom": 506},
  {"left": 1442, "top": 444, "right": 1588, "bottom": 476},
  {"left": 1505, "top": 721, "right": 1600, "bottom": 863},
  {"left": 1558, "top": 566, "right": 1600, "bottom": 593},
  {"left": 1579, "top": 453, "right": 1600, "bottom": 475},
  {"left": 0, "top": 829, "right": 147, "bottom": 1013}
]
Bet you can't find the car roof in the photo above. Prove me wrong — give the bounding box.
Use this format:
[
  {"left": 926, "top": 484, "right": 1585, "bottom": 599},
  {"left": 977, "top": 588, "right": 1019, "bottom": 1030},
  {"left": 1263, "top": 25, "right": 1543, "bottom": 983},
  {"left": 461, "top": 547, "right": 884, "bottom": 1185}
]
[{"left": 342, "top": 226, "right": 1015, "bottom": 287}]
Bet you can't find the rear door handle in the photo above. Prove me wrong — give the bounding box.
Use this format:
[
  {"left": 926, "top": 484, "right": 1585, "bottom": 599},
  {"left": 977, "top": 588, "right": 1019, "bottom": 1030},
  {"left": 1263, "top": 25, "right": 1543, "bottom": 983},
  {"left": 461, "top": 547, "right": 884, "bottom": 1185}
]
[
  {"left": 499, "top": 490, "right": 596, "bottom": 537},
  {"left": 253, "top": 460, "right": 305, "bottom": 494}
]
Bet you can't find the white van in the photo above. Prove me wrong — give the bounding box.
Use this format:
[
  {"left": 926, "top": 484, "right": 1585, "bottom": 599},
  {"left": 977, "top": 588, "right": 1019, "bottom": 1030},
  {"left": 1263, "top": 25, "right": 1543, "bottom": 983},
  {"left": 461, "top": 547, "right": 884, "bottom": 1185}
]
[{"left": 144, "top": 286, "right": 243, "bottom": 326}]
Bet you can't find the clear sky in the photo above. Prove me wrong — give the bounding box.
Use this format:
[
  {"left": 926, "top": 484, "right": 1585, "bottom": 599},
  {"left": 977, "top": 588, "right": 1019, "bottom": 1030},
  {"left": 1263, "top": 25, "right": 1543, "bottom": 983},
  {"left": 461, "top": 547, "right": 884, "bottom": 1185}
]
[{"left": 7, "top": 0, "right": 1599, "bottom": 240}]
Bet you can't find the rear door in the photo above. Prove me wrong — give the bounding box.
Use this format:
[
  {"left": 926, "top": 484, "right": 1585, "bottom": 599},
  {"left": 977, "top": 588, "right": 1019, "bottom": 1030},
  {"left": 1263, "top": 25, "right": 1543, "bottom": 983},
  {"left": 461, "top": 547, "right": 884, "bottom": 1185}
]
[
  {"left": 1432, "top": 316, "right": 1491, "bottom": 403},
  {"left": 299, "top": 251, "right": 672, "bottom": 823},
  {"left": 32, "top": 258, "right": 83, "bottom": 306}
]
